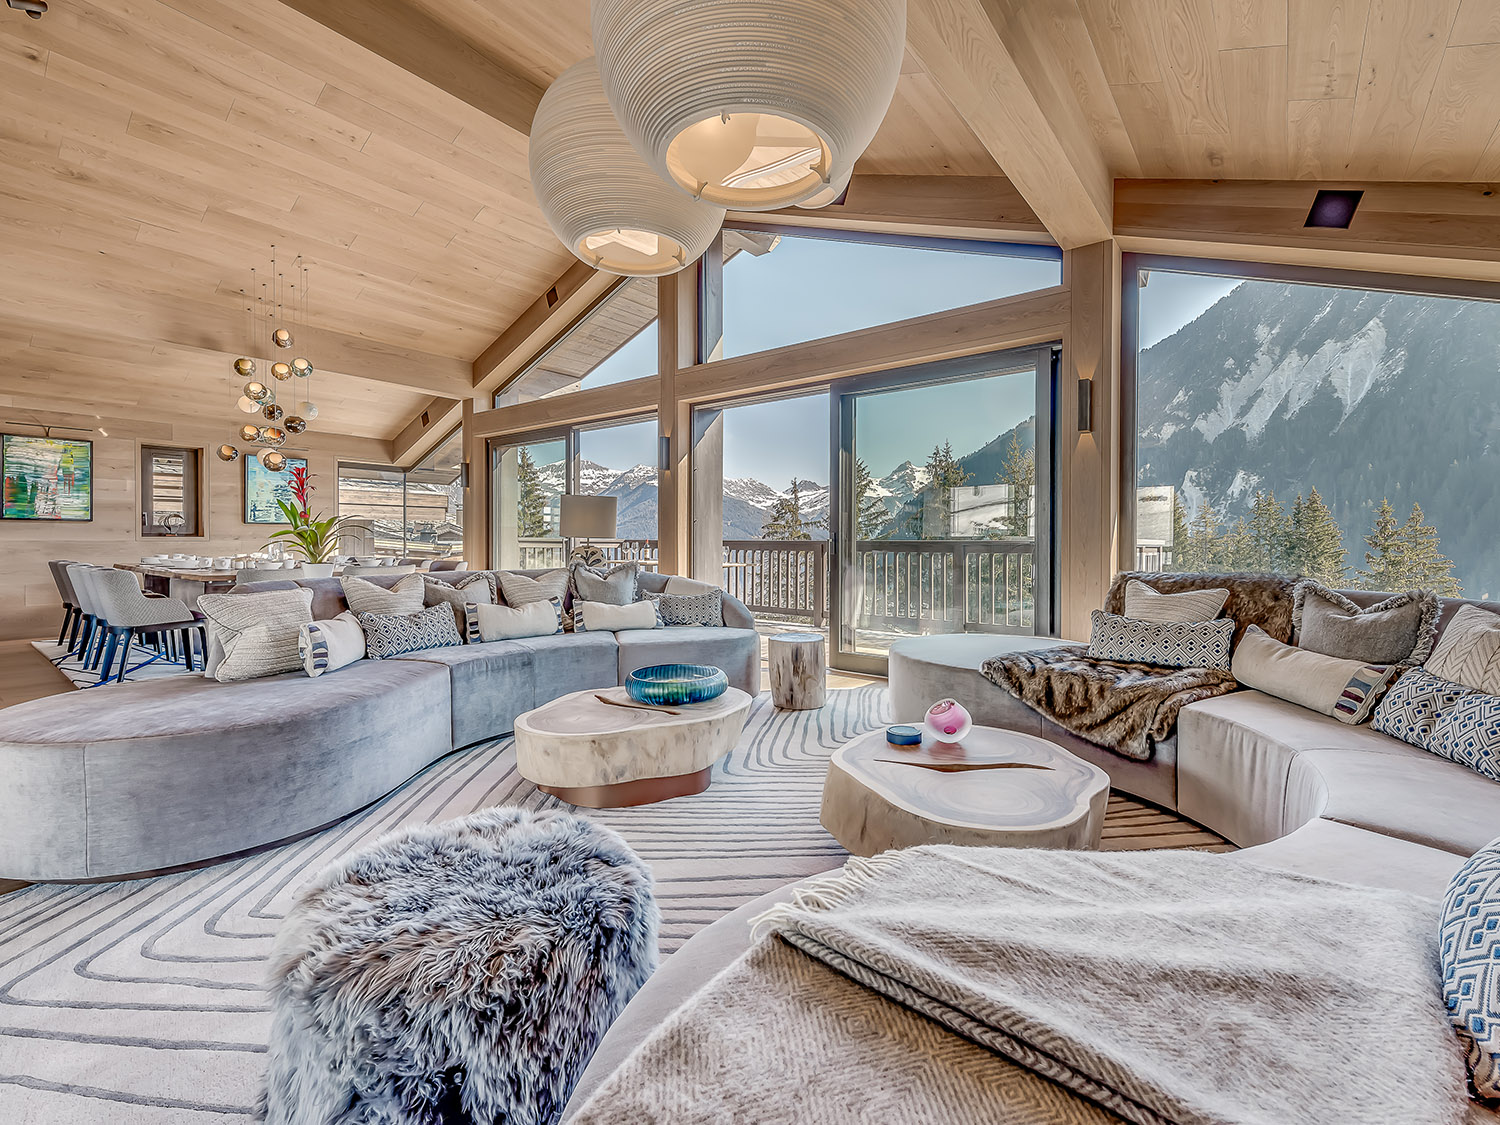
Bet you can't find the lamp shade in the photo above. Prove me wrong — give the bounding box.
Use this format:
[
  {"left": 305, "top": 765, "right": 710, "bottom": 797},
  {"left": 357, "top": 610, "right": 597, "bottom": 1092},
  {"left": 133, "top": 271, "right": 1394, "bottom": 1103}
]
[
  {"left": 591, "top": 0, "right": 905, "bottom": 210},
  {"left": 559, "top": 493, "right": 618, "bottom": 539},
  {"left": 529, "top": 58, "right": 726, "bottom": 277}
]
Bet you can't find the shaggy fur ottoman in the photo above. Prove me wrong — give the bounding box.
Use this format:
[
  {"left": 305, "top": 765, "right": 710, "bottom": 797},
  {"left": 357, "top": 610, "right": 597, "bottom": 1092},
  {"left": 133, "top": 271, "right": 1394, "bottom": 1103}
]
[{"left": 261, "top": 807, "right": 658, "bottom": 1125}]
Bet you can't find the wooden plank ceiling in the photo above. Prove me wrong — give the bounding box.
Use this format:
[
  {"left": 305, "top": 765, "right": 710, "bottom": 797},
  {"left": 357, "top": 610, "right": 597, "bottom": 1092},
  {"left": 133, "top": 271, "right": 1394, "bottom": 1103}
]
[{"left": 2, "top": 0, "right": 1497, "bottom": 443}]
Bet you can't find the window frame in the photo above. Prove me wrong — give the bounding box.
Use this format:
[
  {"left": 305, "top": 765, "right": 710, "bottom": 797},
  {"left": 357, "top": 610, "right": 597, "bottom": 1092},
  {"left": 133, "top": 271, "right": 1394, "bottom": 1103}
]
[
  {"left": 1119, "top": 252, "right": 1500, "bottom": 572},
  {"left": 139, "top": 443, "right": 203, "bottom": 538}
]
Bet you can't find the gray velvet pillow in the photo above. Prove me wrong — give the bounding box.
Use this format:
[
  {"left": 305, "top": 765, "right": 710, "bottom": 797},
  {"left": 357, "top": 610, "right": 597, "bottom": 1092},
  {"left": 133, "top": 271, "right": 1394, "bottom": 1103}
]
[
  {"left": 1293, "top": 581, "right": 1439, "bottom": 666},
  {"left": 570, "top": 561, "right": 639, "bottom": 606}
]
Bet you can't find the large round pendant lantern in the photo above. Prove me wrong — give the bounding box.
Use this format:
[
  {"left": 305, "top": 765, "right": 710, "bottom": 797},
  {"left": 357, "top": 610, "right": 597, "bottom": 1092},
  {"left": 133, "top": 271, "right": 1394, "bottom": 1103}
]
[
  {"left": 529, "top": 58, "right": 725, "bottom": 276},
  {"left": 591, "top": 0, "right": 905, "bottom": 211},
  {"left": 796, "top": 168, "right": 853, "bottom": 210}
]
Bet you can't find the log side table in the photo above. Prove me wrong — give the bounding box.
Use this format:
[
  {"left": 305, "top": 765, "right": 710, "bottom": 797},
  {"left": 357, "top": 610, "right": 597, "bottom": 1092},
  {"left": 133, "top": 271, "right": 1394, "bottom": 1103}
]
[
  {"left": 768, "top": 632, "right": 826, "bottom": 710},
  {"left": 821, "top": 725, "right": 1110, "bottom": 856},
  {"left": 515, "top": 686, "right": 752, "bottom": 808}
]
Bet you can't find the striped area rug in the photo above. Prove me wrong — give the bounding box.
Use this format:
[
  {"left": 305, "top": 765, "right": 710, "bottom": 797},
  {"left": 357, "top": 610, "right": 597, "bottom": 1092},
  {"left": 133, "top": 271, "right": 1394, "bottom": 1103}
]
[{"left": 0, "top": 685, "right": 1225, "bottom": 1123}]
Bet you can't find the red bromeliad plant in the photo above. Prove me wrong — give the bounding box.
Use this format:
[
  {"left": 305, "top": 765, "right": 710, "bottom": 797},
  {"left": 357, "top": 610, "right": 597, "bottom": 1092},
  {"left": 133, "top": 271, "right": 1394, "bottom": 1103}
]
[{"left": 265, "top": 465, "right": 349, "bottom": 564}]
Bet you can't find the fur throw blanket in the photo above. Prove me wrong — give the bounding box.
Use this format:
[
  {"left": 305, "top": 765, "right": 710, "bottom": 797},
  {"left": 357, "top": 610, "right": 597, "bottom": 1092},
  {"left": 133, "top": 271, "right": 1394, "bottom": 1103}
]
[
  {"left": 1106, "top": 571, "right": 1298, "bottom": 646},
  {"left": 982, "top": 643, "right": 1236, "bottom": 761}
]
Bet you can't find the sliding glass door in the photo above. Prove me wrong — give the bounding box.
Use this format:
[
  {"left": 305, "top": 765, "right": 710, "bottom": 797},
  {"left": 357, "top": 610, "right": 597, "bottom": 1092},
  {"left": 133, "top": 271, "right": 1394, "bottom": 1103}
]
[
  {"left": 491, "top": 434, "right": 567, "bottom": 569},
  {"left": 830, "top": 348, "right": 1055, "bottom": 674}
]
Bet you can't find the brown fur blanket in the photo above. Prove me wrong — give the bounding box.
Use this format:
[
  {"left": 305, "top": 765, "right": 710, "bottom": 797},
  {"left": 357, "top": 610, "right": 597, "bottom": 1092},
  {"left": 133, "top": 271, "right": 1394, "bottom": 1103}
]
[
  {"left": 981, "top": 644, "right": 1237, "bottom": 761},
  {"left": 1105, "top": 571, "right": 1298, "bottom": 646}
]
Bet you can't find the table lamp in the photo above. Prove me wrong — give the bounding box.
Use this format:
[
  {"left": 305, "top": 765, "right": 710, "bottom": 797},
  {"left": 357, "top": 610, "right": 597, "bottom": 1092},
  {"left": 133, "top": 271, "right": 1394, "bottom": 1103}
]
[{"left": 560, "top": 494, "right": 617, "bottom": 567}]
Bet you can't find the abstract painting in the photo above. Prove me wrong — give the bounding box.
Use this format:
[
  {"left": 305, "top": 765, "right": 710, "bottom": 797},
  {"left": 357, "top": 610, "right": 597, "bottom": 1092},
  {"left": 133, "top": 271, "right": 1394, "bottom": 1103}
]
[
  {"left": 245, "top": 455, "right": 308, "bottom": 524},
  {"left": 1, "top": 434, "right": 93, "bottom": 521}
]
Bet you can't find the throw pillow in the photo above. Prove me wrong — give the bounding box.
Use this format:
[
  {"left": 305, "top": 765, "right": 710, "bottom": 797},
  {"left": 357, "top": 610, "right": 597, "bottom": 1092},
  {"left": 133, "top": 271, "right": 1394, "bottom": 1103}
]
[
  {"left": 570, "top": 561, "right": 639, "bottom": 606},
  {"left": 573, "top": 599, "right": 662, "bottom": 633},
  {"left": 497, "top": 569, "right": 569, "bottom": 610},
  {"left": 1293, "top": 581, "right": 1439, "bottom": 665},
  {"left": 341, "top": 572, "right": 426, "bottom": 615},
  {"left": 1371, "top": 667, "right": 1475, "bottom": 751},
  {"left": 197, "top": 588, "right": 314, "bottom": 683},
  {"left": 1440, "top": 837, "right": 1500, "bottom": 1100},
  {"left": 1086, "top": 610, "right": 1233, "bottom": 670},
  {"left": 645, "top": 589, "right": 724, "bottom": 627},
  {"left": 1231, "top": 625, "right": 1398, "bottom": 724},
  {"left": 298, "top": 612, "right": 365, "bottom": 677},
  {"left": 663, "top": 576, "right": 718, "bottom": 596},
  {"left": 1430, "top": 693, "right": 1500, "bottom": 784},
  {"left": 1123, "top": 578, "right": 1229, "bottom": 623},
  {"left": 423, "top": 572, "right": 497, "bottom": 634},
  {"left": 465, "top": 598, "right": 564, "bottom": 643},
  {"left": 1427, "top": 605, "right": 1500, "bottom": 695},
  {"left": 357, "top": 604, "right": 462, "bottom": 659}
]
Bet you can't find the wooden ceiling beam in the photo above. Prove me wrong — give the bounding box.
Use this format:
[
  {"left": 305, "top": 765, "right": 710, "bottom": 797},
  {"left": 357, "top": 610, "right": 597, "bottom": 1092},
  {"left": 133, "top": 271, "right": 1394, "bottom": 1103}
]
[
  {"left": 273, "top": 0, "right": 546, "bottom": 137},
  {"left": 905, "top": 0, "right": 1114, "bottom": 249},
  {"left": 471, "top": 259, "right": 616, "bottom": 395}
]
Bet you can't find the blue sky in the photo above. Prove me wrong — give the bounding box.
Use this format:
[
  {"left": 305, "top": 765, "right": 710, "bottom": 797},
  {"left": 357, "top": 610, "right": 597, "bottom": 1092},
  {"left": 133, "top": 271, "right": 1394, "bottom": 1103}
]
[{"left": 577, "top": 236, "right": 1236, "bottom": 482}]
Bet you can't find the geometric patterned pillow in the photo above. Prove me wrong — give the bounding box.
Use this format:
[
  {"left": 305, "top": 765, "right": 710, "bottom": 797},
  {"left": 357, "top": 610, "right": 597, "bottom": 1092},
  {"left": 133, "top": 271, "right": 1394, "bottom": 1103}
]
[
  {"left": 1371, "top": 667, "right": 1476, "bottom": 751},
  {"left": 644, "top": 589, "right": 724, "bottom": 627},
  {"left": 1430, "top": 693, "right": 1500, "bottom": 784},
  {"left": 1441, "top": 838, "right": 1500, "bottom": 1100},
  {"left": 356, "top": 603, "right": 462, "bottom": 659},
  {"left": 1086, "top": 610, "right": 1233, "bottom": 670}
]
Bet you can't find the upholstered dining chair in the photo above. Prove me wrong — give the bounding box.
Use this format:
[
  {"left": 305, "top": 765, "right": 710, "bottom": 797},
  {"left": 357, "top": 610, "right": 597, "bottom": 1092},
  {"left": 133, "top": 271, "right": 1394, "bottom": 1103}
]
[
  {"left": 86, "top": 568, "right": 204, "bottom": 684},
  {"left": 47, "top": 560, "right": 82, "bottom": 648},
  {"left": 429, "top": 558, "right": 465, "bottom": 572},
  {"left": 65, "top": 565, "right": 110, "bottom": 671},
  {"left": 341, "top": 564, "right": 417, "bottom": 578}
]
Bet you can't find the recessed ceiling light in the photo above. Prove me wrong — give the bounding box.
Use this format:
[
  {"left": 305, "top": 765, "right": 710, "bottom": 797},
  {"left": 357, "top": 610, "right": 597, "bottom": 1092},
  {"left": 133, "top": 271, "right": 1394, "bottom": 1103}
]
[{"left": 1305, "top": 189, "right": 1363, "bottom": 230}]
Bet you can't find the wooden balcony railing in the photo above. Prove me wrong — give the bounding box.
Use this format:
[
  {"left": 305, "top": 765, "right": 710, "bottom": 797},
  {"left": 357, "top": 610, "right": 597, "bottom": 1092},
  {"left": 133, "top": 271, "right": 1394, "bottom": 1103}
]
[{"left": 515, "top": 536, "right": 1034, "bottom": 635}]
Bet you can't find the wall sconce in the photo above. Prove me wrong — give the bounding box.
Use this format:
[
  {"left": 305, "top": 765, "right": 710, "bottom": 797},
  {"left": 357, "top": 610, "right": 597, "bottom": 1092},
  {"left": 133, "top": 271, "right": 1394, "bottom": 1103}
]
[
  {"left": 460, "top": 461, "right": 469, "bottom": 489},
  {"left": 658, "top": 434, "right": 672, "bottom": 472},
  {"left": 1077, "top": 377, "right": 1094, "bottom": 434}
]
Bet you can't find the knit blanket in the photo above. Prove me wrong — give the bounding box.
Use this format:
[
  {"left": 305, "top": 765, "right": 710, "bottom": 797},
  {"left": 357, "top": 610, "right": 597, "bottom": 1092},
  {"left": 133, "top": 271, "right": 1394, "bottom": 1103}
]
[
  {"left": 981, "top": 644, "right": 1236, "bottom": 761},
  {"left": 570, "top": 847, "right": 1472, "bottom": 1125}
]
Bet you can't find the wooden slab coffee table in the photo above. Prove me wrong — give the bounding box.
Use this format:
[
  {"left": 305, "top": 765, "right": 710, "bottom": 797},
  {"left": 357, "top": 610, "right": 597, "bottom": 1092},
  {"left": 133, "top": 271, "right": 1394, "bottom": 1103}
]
[
  {"left": 821, "top": 725, "right": 1110, "bottom": 856},
  {"left": 515, "top": 685, "right": 752, "bottom": 808}
]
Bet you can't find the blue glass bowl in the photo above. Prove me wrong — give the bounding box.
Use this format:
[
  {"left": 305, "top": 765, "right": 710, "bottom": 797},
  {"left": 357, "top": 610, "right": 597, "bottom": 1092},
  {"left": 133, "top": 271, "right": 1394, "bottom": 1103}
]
[{"left": 626, "top": 663, "right": 728, "bottom": 706}]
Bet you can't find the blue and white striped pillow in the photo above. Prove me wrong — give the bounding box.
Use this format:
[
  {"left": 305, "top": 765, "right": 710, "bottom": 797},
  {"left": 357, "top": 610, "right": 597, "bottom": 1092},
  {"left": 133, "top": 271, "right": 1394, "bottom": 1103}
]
[{"left": 298, "top": 612, "right": 366, "bottom": 677}]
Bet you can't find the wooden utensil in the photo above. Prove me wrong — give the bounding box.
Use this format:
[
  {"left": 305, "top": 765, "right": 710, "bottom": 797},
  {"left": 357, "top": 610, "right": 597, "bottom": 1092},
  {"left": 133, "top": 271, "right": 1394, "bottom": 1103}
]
[{"left": 594, "top": 694, "right": 682, "bottom": 717}]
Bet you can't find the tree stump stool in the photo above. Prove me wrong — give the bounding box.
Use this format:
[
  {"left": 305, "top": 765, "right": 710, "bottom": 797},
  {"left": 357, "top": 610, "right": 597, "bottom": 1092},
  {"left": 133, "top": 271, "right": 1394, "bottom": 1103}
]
[{"left": 769, "top": 632, "right": 826, "bottom": 710}]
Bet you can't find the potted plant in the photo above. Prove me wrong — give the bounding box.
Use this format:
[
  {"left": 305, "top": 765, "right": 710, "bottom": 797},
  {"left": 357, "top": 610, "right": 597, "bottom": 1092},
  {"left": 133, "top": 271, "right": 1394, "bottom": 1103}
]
[{"left": 264, "top": 465, "right": 345, "bottom": 578}]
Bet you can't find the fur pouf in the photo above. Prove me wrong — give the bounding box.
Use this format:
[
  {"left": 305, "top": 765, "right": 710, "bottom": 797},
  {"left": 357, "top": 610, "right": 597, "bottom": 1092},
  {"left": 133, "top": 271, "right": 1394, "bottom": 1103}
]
[{"left": 261, "top": 808, "right": 659, "bottom": 1125}]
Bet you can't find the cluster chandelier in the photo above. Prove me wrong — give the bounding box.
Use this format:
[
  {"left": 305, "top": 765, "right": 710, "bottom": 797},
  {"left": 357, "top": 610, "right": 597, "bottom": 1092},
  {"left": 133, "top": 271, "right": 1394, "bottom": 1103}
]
[
  {"left": 218, "top": 247, "right": 319, "bottom": 472},
  {"left": 529, "top": 0, "right": 905, "bottom": 277}
]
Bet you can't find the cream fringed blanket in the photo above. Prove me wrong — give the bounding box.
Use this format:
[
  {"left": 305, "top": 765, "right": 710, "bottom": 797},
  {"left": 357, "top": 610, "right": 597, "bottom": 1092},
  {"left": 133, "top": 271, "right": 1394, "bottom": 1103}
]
[{"left": 569, "top": 847, "right": 1473, "bottom": 1125}]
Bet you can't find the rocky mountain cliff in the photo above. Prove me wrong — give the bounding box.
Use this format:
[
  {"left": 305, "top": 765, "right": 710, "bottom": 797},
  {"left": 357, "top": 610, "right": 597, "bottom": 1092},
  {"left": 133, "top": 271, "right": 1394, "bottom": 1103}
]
[{"left": 1138, "top": 279, "right": 1500, "bottom": 597}]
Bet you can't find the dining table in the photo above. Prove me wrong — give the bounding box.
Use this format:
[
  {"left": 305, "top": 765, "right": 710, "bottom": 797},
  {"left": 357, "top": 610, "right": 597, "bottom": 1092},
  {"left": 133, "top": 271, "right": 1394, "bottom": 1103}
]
[{"left": 116, "top": 562, "right": 239, "bottom": 607}]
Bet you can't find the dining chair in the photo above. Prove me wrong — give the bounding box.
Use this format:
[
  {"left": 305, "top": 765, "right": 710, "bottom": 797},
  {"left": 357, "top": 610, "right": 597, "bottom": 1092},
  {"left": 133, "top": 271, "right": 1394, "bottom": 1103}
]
[
  {"left": 87, "top": 568, "right": 204, "bottom": 684},
  {"left": 47, "top": 560, "right": 81, "bottom": 648},
  {"left": 66, "top": 565, "right": 109, "bottom": 671},
  {"left": 340, "top": 564, "right": 417, "bottom": 578},
  {"left": 429, "top": 558, "right": 465, "bottom": 572}
]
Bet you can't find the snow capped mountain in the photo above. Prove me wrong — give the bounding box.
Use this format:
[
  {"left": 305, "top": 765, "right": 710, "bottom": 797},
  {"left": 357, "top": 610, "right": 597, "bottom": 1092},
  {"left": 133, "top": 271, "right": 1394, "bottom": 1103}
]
[
  {"left": 724, "top": 477, "right": 784, "bottom": 511},
  {"left": 1138, "top": 280, "right": 1500, "bottom": 597}
]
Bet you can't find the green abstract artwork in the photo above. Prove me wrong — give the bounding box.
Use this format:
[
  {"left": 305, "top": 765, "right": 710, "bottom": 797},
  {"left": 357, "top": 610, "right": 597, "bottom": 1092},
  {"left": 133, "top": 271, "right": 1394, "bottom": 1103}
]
[{"left": 2, "top": 434, "right": 93, "bottom": 521}]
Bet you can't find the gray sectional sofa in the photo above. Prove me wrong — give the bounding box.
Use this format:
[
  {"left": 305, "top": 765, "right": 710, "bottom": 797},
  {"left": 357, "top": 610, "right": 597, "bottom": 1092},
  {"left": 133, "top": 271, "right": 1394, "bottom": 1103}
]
[{"left": 0, "top": 569, "right": 759, "bottom": 881}]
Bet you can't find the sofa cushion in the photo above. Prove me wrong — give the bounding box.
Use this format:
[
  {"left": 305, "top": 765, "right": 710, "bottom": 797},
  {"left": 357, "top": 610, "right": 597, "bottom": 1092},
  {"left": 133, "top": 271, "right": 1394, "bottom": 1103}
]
[
  {"left": 573, "top": 600, "right": 660, "bottom": 633},
  {"left": 570, "top": 561, "right": 639, "bottom": 606},
  {"left": 645, "top": 589, "right": 724, "bottom": 627},
  {"left": 498, "top": 569, "right": 569, "bottom": 610},
  {"left": 508, "top": 631, "right": 620, "bottom": 697},
  {"left": 423, "top": 572, "right": 496, "bottom": 632},
  {"left": 198, "top": 587, "right": 314, "bottom": 683},
  {"left": 467, "top": 598, "right": 564, "bottom": 642},
  {"left": 615, "top": 627, "right": 760, "bottom": 698},
  {"left": 1238, "top": 817, "right": 1466, "bottom": 899},
  {"left": 299, "top": 612, "right": 365, "bottom": 677},
  {"left": 1284, "top": 747, "right": 1500, "bottom": 856},
  {"left": 358, "top": 604, "right": 462, "bottom": 659},
  {"left": 395, "top": 641, "right": 535, "bottom": 747},
  {"left": 1230, "top": 625, "right": 1398, "bottom": 723},
  {"left": 1372, "top": 667, "right": 1475, "bottom": 752},
  {"left": 1176, "top": 690, "right": 1415, "bottom": 847},
  {"left": 1440, "top": 839, "right": 1500, "bottom": 1099},
  {"left": 1087, "top": 610, "right": 1233, "bottom": 670},
  {"left": 1123, "top": 578, "right": 1229, "bottom": 623},
  {"left": 1430, "top": 692, "right": 1500, "bottom": 785},
  {"left": 342, "top": 572, "right": 426, "bottom": 615},
  {"left": 1428, "top": 605, "right": 1500, "bottom": 695},
  {"left": 1294, "top": 581, "right": 1439, "bottom": 665}
]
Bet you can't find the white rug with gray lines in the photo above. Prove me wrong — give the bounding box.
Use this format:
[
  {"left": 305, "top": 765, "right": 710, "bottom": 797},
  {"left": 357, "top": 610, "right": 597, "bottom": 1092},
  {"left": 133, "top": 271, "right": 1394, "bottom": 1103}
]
[{"left": 0, "top": 687, "right": 883, "bottom": 1124}]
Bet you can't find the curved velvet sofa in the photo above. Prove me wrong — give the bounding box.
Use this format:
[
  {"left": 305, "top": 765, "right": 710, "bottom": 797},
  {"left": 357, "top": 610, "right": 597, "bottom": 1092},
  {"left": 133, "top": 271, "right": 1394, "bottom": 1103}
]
[{"left": 0, "top": 569, "right": 759, "bottom": 881}]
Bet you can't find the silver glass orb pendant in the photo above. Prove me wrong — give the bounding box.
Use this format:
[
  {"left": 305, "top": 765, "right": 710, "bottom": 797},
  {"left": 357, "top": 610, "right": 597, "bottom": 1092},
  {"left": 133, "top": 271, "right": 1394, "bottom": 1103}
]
[{"left": 272, "top": 328, "right": 293, "bottom": 349}]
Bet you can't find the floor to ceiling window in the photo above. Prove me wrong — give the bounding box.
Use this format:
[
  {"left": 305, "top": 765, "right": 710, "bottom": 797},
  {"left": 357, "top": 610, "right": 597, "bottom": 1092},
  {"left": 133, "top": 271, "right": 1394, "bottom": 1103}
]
[
  {"left": 1130, "top": 259, "right": 1500, "bottom": 599},
  {"left": 337, "top": 428, "right": 464, "bottom": 560}
]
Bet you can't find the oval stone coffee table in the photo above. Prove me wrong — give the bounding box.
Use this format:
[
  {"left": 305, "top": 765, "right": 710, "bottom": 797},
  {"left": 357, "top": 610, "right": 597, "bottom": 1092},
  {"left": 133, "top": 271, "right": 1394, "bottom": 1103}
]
[
  {"left": 515, "top": 686, "right": 752, "bottom": 808},
  {"left": 821, "top": 725, "right": 1110, "bottom": 856}
]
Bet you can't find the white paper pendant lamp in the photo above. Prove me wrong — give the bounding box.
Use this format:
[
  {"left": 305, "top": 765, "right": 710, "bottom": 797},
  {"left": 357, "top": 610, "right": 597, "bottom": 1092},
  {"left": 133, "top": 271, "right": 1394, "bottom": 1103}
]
[
  {"left": 795, "top": 168, "right": 853, "bottom": 210},
  {"left": 591, "top": 0, "right": 905, "bottom": 211},
  {"left": 529, "top": 58, "right": 726, "bottom": 277}
]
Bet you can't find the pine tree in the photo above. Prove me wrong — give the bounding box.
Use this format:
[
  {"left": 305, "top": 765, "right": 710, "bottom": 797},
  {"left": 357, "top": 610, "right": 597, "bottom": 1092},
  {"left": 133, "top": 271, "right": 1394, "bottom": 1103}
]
[
  {"left": 1286, "top": 488, "right": 1347, "bottom": 585},
  {"left": 907, "top": 442, "right": 972, "bottom": 538},
  {"left": 1188, "top": 501, "right": 1227, "bottom": 572},
  {"left": 516, "top": 447, "right": 548, "bottom": 538},
  {"left": 998, "top": 432, "right": 1035, "bottom": 538},
  {"left": 1356, "top": 498, "right": 1409, "bottom": 591},
  {"left": 762, "top": 478, "right": 810, "bottom": 540},
  {"left": 853, "top": 458, "right": 888, "bottom": 540},
  {"left": 1166, "top": 490, "right": 1192, "bottom": 571},
  {"left": 1398, "top": 503, "right": 1463, "bottom": 595},
  {"left": 1246, "top": 490, "right": 1289, "bottom": 573}
]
